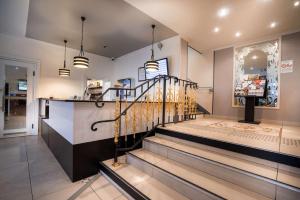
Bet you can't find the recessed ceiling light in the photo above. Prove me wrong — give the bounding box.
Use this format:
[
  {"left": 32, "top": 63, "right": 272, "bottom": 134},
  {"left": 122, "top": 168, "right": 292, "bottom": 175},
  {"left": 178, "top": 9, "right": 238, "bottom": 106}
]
[
  {"left": 294, "top": 1, "right": 300, "bottom": 7},
  {"left": 213, "top": 27, "right": 220, "bottom": 33},
  {"left": 235, "top": 32, "right": 241, "bottom": 37},
  {"left": 217, "top": 7, "right": 229, "bottom": 18},
  {"left": 252, "top": 55, "right": 258, "bottom": 60},
  {"left": 270, "top": 22, "right": 277, "bottom": 28}
]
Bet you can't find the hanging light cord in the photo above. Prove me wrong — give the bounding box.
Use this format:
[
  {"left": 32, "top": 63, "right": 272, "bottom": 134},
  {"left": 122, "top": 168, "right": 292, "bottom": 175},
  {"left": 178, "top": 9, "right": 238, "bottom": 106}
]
[
  {"left": 64, "top": 40, "right": 67, "bottom": 68},
  {"left": 151, "top": 25, "right": 155, "bottom": 61},
  {"left": 80, "top": 17, "right": 85, "bottom": 56}
]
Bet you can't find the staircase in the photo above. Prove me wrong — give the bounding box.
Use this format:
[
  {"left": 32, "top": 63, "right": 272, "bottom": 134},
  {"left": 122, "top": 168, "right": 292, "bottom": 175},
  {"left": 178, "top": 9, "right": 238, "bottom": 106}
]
[
  {"left": 99, "top": 129, "right": 300, "bottom": 200},
  {"left": 91, "top": 75, "right": 300, "bottom": 199}
]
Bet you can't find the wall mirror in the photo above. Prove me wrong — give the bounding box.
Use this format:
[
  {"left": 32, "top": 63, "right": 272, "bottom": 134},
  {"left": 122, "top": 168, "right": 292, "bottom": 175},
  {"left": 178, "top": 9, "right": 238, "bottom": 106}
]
[{"left": 233, "top": 39, "right": 280, "bottom": 108}]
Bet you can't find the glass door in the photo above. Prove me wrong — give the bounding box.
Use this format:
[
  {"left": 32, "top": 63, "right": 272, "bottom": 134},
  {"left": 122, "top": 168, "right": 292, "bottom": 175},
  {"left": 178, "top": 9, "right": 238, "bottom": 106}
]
[
  {"left": 0, "top": 58, "right": 36, "bottom": 136},
  {"left": 3, "top": 66, "right": 28, "bottom": 135}
]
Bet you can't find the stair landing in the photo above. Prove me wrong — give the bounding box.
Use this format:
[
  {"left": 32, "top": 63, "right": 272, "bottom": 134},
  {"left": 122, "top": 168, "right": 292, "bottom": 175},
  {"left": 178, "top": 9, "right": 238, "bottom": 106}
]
[{"left": 158, "top": 117, "right": 300, "bottom": 161}]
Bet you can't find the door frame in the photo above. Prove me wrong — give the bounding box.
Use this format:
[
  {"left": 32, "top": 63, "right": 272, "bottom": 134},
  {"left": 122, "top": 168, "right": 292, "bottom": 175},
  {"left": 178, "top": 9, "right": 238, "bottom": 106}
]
[{"left": 0, "top": 55, "right": 40, "bottom": 135}]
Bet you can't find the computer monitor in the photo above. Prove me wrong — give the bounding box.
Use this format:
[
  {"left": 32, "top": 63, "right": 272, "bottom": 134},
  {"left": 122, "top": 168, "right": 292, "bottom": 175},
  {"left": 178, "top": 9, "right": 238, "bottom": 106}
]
[{"left": 18, "top": 80, "right": 27, "bottom": 91}]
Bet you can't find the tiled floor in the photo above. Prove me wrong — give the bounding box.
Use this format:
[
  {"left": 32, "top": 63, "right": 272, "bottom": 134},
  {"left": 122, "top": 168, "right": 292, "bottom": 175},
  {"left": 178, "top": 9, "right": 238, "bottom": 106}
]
[
  {"left": 0, "top": 135, "right": 128, "bottom": 200},
  {"left": 163, "top": 117, "right": 300, "bottom": 157}
]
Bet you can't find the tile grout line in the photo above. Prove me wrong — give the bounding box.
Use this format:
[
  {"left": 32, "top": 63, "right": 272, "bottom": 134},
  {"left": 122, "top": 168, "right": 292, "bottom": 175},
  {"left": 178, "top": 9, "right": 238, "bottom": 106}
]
[
  {"left": 24, "top": 137, "right": 34, "bottom": 200},
  {"left": 89, "top": 185, "right": 103, "bottom": 200}
]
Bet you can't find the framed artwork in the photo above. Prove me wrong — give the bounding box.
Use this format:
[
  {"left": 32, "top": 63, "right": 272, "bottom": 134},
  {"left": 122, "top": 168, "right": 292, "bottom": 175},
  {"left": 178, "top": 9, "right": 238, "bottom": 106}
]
[
  {"left": 117, "top": 78, "right": 133, "bottom": 98},
  {"left": 138, "top": 67, "right": 146, "bottom": 82}
]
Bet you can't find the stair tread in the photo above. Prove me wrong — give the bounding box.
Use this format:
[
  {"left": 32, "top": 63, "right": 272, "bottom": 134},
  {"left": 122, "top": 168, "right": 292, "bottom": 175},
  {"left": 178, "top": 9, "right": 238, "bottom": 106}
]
[
  {"left": 103, "top": 158, "right": 190, "bottom": 200},
  {"left": 145, "top": 136, "right": 300, "bottom": 188},
  {"left": 146, "top": 136, "right": 277, "bottom": 179},
  {"left": 130, "top": 149, "right": 271, "bottom": 200}
]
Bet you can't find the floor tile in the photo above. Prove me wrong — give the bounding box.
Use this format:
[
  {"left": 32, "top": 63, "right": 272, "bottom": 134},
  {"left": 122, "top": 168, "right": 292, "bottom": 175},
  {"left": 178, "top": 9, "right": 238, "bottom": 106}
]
[
  {"left": 164, "top": 118, "right": 282, "bottom": 153},
  {"left": 0, "top": 143, "right": 27, "bottom": 170},
  {"left": 36, "top": 181, "right": 85, "bottom": 200},
  {"left": 277, "top": 169, "right": 300, "bottom": 188},
  {"left": 91, "top": 176, "right": 123, "bottom": 200},
  {"left": 77, "top": 187, "right": 100, "bottom": 200},
  {"left": 29, "top": 156, "right": 62, "bottom": 177},
  {"left": 26, "top": 145, "right": 56, "bottom": 162},
  {"left": 30, "top": 167, "right": 74, "bottom": 199},
  {"left": 114, "top": 195, "right": 129, "bottom": 200},
  {"left": 135, "top": 177, "right": 189, "bottom": 200},
  {"left": 131, "top": 149, "right": 166, "bottom": 164},
  {"left": 146, "top": 136, "right": 278, "bottom": 180},
  {"left": 0, "top": 162, "right": 32, "bottom": 200},
  {"left": 156, "top": 158, "right": 270, "bottom": 200}
]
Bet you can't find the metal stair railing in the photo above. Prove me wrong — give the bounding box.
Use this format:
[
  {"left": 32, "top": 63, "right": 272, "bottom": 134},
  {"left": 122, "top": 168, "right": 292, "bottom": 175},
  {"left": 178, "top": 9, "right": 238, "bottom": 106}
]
[{"left": 91, "top": 75, "right": 198, "bottom": 166}]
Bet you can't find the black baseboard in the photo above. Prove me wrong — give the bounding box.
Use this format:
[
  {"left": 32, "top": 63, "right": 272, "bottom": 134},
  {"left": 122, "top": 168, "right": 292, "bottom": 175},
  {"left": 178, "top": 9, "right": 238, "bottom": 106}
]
[
  {"left": 41, "top": 120, "right": 150, "bottom": 182},
  {"left": 156, "top": 128, "right": 300, "bottom": 168}
]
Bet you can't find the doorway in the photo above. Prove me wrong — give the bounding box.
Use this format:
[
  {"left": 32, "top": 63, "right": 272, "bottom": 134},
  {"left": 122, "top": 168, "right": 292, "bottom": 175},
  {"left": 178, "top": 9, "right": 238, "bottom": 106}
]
[
  {"left": 0, "top": 57, "right": 38, "bottom": 136},
  {"left": 4, "top": 66, "right": 27, "bottom": 134}
]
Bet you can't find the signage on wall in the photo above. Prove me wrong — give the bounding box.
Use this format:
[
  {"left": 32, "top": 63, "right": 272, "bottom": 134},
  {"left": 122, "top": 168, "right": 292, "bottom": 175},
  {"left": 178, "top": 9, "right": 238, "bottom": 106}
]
[{"left": 280, "top": 60, "right": 293, "bottom": 73}]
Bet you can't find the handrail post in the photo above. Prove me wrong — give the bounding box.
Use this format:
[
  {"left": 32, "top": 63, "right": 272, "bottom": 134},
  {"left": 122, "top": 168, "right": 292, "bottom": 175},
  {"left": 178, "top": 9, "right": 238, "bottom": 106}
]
[
  {"left": 162, "top": 76, "right": 167, "bottom": 127},
  {"left": 113, "top": 90, "right": 121, "bottom": 167}
]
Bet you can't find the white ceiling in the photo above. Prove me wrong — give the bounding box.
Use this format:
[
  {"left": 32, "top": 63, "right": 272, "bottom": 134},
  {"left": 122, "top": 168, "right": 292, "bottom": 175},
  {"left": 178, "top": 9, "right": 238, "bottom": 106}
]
[
  {"left": 25, "top": 0, "right": 177, "bottom": 58},
  {"left": 125, "top": 0, "right": 300, "bottom": 51},
  {"left": 0, "top": 0, "right": 29, "bottom": 37}
]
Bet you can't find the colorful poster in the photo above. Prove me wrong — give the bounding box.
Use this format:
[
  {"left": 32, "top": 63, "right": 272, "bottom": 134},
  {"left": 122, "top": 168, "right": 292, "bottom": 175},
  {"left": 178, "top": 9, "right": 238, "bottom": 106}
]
[{"left": 281, "top": 60, "right": 293, "bottom": 73}]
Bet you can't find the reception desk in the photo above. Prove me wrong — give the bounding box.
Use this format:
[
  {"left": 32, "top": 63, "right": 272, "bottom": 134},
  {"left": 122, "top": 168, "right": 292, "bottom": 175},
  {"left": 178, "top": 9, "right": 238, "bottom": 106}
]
[{"left": 40, "top": 99, "right": 151, "bottom": 181}]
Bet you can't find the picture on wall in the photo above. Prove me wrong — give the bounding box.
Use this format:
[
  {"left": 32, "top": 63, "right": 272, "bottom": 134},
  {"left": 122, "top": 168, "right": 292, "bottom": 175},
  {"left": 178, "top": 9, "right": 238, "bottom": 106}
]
[
  {"left": 117, "top": 78, "right": 133, "bottom": 99},
  {"left": 86, "top": 79, "right": 103, "bottom": 89}
]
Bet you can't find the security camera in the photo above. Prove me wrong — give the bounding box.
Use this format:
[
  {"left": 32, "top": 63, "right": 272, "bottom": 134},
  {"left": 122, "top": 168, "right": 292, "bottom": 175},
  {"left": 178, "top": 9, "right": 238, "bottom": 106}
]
[{"left": 157, "top": 42, "right": 163, "bottom": 50}]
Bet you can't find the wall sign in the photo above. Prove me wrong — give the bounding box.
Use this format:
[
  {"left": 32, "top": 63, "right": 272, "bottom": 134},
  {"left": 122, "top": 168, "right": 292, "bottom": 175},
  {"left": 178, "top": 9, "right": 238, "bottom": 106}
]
[{"left": 281, "top": 60, "right": 293, "bottom": 73}]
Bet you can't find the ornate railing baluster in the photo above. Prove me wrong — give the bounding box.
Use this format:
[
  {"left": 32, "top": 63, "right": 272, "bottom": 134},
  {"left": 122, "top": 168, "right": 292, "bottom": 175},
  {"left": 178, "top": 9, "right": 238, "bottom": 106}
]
[
  {"left": 124, "top": 91, "right": 129, "bottom": 147},
  {"left": 91, "top": 75, "right": 198, "bottom": 166}
]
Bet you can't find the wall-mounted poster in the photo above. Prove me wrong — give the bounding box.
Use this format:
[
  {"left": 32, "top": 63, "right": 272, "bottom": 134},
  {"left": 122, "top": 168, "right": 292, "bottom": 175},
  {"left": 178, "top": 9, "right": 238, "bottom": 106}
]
[
  {"left": 281, "top": 60, "right": 293, "bottom": 73},
  {"left": 86, "top": 79, "right": 103, "bottom": 89},
  {"left": 117, "top": 78, "right": 134, "bottom": 99},
  {"left": 234, "top": 74, "right": 266, "bottom": 97}
]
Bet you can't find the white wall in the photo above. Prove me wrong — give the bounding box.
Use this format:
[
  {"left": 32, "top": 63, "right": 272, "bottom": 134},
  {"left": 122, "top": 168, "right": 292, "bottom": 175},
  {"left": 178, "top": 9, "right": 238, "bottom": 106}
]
[
  {"left": 0, "top": 33, "right": 114, "bottom": 99},
  {"left": 187, "top": 48, "right": 214, "bottom": 87},
  {"left": 112, "top": 36, "right": 186, "bottom": 84},
  {"left": 0, "top": 33, "right": 189, "bottom": 98},
  {"left": 187, "top": 47, "right": 214, "bottom": 113}
]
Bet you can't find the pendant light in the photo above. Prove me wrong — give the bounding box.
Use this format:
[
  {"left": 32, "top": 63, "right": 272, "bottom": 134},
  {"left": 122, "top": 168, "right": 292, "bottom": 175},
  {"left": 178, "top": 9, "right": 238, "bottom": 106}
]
[
  {"left": 59, "top": 40, "right": 70, "bottom": 77},
  {"left": 74, "top": 16, "right": 89, "bottom": 68},
  {"left": 145, "top": 24, "right": 159, "bottom": 72}
]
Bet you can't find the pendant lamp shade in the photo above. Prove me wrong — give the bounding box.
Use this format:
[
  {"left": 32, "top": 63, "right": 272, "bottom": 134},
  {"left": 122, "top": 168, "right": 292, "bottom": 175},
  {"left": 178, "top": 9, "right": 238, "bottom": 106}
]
[
  {"left": 74, "top": 16, "right": 89, "bottom": 68},
  {"left": 145, "top": 24, "right": 159, "bottom": 72},
  {"left": 59, "top": 40, "right": 70, "bottom": 77},
  {"left": 145, "top": 60, "right": 159, "bottom": 72}
]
